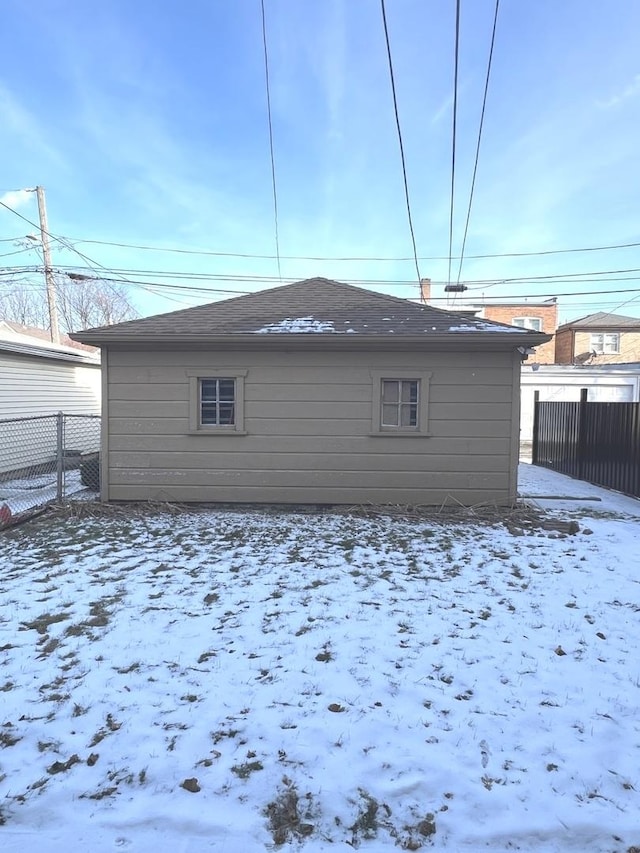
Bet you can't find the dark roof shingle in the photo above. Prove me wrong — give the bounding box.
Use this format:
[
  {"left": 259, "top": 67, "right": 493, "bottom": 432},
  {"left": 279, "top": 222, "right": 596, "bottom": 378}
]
[{"left": 71, "top": 278, "right": 545, "bottom": 344}]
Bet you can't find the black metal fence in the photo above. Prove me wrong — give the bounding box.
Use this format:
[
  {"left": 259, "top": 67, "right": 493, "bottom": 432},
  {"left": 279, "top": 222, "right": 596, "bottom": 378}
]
[
  {"left": 532, "top": 398, "right": 640, "bottom": 498},
  {"left": 0, "top": 413, "right": 100, "bottom": 526}
]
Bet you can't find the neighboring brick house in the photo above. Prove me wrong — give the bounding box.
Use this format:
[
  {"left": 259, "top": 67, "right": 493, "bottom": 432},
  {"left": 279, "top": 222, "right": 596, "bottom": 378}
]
[
  {"left": 480, "top": 303, "right": 557, "bottom": 363},
  {"left": 417, "top": 279, "right": 557, "bottom": 363},
  {"left": 554, "top": 312, "right": 640, "bottom": 364}
]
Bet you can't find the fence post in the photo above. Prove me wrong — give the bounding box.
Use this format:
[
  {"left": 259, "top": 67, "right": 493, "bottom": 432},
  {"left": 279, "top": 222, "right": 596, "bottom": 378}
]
[
  {"left": 531, "top": 391, "right": 540, "bottom": 464},
  {"left": 577, "top": 388, "right": 588, "bottom": 480},
  {"left": 56, "top": 411, "right": 64, "bottom": 502}
]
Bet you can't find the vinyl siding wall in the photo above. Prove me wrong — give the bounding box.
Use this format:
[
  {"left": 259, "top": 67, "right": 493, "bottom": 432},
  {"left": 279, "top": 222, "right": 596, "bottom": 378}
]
[
  {"left": 104, "top": 347, "right": 521, "bottom": 505},
  {"left": 0, "top": 352, "right": 101, "bottom": 475},
  {"left": 0, "top": 352, "right": 101, "bottom": 419}
]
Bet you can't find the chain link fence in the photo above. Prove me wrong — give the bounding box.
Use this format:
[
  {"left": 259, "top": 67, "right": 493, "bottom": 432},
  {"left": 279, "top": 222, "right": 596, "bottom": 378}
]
[{"left": 0, "top": 413, "right": 100, "bottom": 526}]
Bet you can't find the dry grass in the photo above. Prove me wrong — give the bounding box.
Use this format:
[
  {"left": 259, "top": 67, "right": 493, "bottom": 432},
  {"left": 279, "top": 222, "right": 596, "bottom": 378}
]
[{"left": 31, "top": 496, "right": 569, "bottom": 538}]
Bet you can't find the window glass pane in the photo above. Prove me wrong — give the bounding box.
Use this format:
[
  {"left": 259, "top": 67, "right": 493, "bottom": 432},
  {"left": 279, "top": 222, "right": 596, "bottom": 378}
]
[
  {"left": 381, "top": 380, "right": 420, "bottom": 428},
  {"left": 200, "top": 379, "right": 218, "bottom": 401},
  {"left": 382, "top": 404, "right": 399, "bottom": 426},
  {"left": 604, "top": 334, "right": 619, "bottom": 353},
  {"left": 218, "top": 403, "right": 235, "bottom": 425},
  {"left": 382, "top": 381, "right": 399, "bottom": 403},
  {"left": 219, "top": 379, "right": 235, "bottom": 400},
  {"left": 400, "top": 404, "right": 418, "bottom": 427},
  {"left": 200, "top": 378, "right": 236, "bottom": 426},
  {"left": 201, "top": 403, "right": 218, "bottom": 425},
  {"left": 514, "top": 317, "right": 542, "bottom": 331},
  {"left": 401, "top": 381, "right": 418, "bottom": 403}
]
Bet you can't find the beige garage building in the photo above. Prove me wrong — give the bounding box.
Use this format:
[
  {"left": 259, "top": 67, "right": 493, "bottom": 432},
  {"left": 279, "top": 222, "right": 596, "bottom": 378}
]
[{"left": 72, "top": 278, "right": 549, "bottom": 506}]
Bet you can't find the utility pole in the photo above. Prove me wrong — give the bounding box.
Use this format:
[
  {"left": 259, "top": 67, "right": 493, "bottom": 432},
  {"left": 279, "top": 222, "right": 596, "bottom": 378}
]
[{"left": 35, "top": 186, "right": 60, "bottom": 343}]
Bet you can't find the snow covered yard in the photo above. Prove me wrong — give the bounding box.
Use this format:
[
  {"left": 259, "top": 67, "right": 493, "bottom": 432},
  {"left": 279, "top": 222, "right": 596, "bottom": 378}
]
[
  {"left": 0, "top": 469, "right": 90, "bottom": 518},
  {"left": 1, "top": 469, "right": 639, "bottom": 852}
]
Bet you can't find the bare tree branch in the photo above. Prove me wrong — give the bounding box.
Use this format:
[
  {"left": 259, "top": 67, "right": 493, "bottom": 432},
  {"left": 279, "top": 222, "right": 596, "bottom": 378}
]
[
  {"left": 1, "top": 277, "right": 138, "bottom": 334},
  {"left": 0, "top": 284, "right": 49, "bottom": 329}
]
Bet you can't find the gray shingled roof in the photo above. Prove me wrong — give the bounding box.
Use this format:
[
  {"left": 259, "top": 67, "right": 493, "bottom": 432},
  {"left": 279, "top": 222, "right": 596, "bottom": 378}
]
[
  {"left": 558, "top": 311, "right": 640, "bottom": 330},
  {"left": 70, "top": 278, "right": 547, "bottom": 344}
]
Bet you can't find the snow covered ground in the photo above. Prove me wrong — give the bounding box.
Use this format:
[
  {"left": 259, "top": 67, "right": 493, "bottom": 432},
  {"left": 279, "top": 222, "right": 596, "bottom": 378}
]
[
  {"left": 0, "top": 469, "right": 89, "bottom": 517},
  {"left": 0, "top": 464, "right": 639, "bottom": 852}
]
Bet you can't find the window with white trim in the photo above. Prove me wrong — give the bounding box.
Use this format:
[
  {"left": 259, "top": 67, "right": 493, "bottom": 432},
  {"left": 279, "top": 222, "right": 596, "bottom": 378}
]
[
  {"left": 370, "top": 371, "right": 431, "bottom": 436},
  {"left": 200, "top": 378, "right": 235, "bottom": 425},
  {"left": 381, "top": 379, "right": 419, "bottom": 428},
  {"left": 512, "top": 317, "right": 542, "bottom": 332},
  {"left": 187, "top": 370, "right": 247, "bottom": 434},
  {"left": 590, "top": 333, "right": 620, "bottom": 354}
]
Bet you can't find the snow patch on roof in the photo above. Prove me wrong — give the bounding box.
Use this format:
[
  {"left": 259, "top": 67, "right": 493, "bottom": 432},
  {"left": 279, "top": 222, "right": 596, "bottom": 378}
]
[
  {"left": 449, "top": 322, "right": 529, "bottom": 333},
  {"left": 253, "top": 316, "right": 338, "bottom": 334}
]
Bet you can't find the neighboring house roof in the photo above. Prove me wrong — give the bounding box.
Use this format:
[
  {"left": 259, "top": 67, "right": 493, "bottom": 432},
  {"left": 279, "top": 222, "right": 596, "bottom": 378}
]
[
  {"left": 557, "top": 312, "right": 640, "bottom": 331},
  {"left": 0, "top": 320, "right": 100, "bottom": 365},
  {"left": 71, "top": 278, "right": 550, "bottom": 348},
  {"left": 1, "top": 320, "right": 97, "bottom": 352},
  {"left": 480, "top": 302, "right": 557, "bottom": 310}
]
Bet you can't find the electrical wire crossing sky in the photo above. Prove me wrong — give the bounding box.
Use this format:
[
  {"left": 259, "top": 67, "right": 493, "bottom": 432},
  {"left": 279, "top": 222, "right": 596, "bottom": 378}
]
[{"left": 1, "top": 0, "right": 639, "bottom": 324}]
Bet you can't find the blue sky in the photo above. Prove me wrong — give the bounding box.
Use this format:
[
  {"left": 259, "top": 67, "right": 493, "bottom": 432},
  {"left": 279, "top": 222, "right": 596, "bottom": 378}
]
[{"left": 1, "top": 0, "right": 640, "bottom": 324}]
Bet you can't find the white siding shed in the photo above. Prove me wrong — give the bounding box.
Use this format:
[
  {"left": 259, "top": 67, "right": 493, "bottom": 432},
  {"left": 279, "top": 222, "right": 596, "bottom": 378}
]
[{"left": 0, "top": 328, "right": 101, "bottom": 475}]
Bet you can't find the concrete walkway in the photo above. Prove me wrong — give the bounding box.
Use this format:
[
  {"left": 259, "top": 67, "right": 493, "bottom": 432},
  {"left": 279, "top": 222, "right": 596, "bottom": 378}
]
[{"left": 518, "top": 461, "right": 640, "bottom": 516}]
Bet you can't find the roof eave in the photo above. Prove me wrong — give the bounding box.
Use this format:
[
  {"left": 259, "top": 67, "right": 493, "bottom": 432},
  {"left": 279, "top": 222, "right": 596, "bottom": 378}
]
[
  {"left": 71, "top": 331, "right": 551, "bottom": 350},
  {"left": 557, "top": 323, "right": 640, "bottom": 332},
  {"left": 0, "top": 339, "right": 101, "bottom": 364}
]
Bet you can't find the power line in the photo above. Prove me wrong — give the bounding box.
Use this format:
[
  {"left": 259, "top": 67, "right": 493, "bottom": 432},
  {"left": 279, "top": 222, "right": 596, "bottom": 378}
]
[
  {"left": 447, "top": 0, "right": 461, "bottom": 287},
  {"left": 70, "top": 275, "right": 252, "bottom": 297},
  {"left": 0, "top": 199, "right": 97, "bottom": 270},
  {"left": 456, "top": 0, "right": 500, "bottom": 285},
  {"left": 584, "top": 288, "right": 640, "bottom": 322},
  {"left": 0, "top": 246, "right": 36, "bottom": 259},
  {"left": 42, "top": 262, "right": 640, "bottom": 286},
  {"left": 54, "top": 231, "right": 168, "bottom": 310},
  {"left": 6, "top": 261, "right": 640, "bottom": 290},
  {"left": 380, "top": 0, "right": 421, "bottom": 287},
  {"left": 0, "top": 197, "right": 128, "bottom": 285},
  {"left": 7, "top": 263, "right": 640, "bottom": 305},
  {"left": 0, "top": 196, "right": 165, "bottom": 312},
  {"left": 82, "top": 281, "right": 640, "bottom": 304},
  {"left": 260, "top": 0, "right": 282, "bottom": 281},
  {"left": 47, "top": 271, "right": 640, "bottom": 302},
  {"left": 28, "top": 233, "right": 640, "bottom": 263},
  {"left": 455, "top": 266, "right": 640, "bottom": 285},
  {"left": 7, "top": 280, "right": 639, "bottom": 318},
  {"left": 0, "top": 199, "right": 44, "bottom": 234},
  {"left": 3, "top": 198, "right": 640, "bottom": 292}
]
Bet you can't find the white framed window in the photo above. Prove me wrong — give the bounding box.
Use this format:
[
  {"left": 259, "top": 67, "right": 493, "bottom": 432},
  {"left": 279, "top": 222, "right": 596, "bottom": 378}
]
[
  {"left": 512, "top": 317, "right": 542, "bottom": 332},
  {"left": 370, "top": 371, "right": 431, "bottom": 436},
  {"left": 590, "top": 333, "right": 620, "bottom": 354},
  {"left": 187, "top": 370, "right": 247, "bottom": 434},
  {"left": 200, "top": 378, "right": 236, "bottom": 425},
  {"left": 381, "top": 379, "right": 419, "bottom": 428}
]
